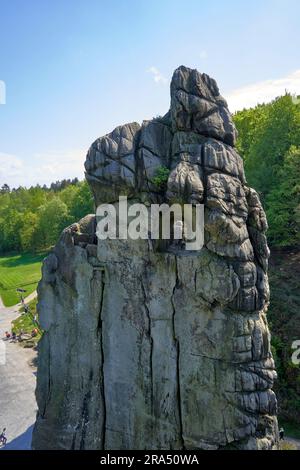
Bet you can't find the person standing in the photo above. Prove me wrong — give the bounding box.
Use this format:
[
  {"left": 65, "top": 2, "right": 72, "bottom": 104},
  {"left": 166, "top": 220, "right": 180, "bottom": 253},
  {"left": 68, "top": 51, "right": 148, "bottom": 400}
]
[{"left": 279, "top": 427, "right": 285, "bottom": 440}]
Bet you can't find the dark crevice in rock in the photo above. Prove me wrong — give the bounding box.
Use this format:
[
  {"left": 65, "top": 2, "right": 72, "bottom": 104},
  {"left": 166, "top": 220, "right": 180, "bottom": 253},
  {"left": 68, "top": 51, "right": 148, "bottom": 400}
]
[
  {"left": 71, "top": 431, "right": 77, "bottom": 450},
  {"left": 79, "top": 373, "right": 92, "bottom": 449},
  {"left": 96, "top": 270, "right": 106, "bottom": 449},
  {"left": 205, "top": 165, "right": 244, "bottom": 183},
  {"left": 134, "top": 128, "right": 143, "bottom": 193},
  {"left": 196, "top": 106, "right": 219, "bottom": 122},
  {"left": 141, "top": 278, "right": 154, "bottom": 418},
  {"left": 174, "top": 86, "right": 219, "bottom": 108},
  {"left": 175, "top": 340, "right": 184, "bottom": 449},
  {"left": 200, "top": 144, "right": 208, "bottom": 207},
  {"left": 99, "top": 156, "right": 136, "bottom": 176},
  {"left": 138, "top": 143, "right": 164, "bottom": 162},
  {"left": 171, "top": 256, "right": 185, "bottom": 449}
]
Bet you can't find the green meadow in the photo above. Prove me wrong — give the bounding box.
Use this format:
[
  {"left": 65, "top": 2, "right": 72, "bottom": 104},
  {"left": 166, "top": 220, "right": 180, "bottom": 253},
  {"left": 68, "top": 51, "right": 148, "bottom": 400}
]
[{"left": 0, "top": 252, "right": 45, "bottom": 306}]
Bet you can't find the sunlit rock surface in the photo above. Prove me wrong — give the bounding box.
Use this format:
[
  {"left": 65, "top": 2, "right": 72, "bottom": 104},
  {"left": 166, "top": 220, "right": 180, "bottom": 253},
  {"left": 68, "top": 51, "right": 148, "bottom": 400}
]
[{"left": 32, "top": 66, "right": 278, "bottom": 450}]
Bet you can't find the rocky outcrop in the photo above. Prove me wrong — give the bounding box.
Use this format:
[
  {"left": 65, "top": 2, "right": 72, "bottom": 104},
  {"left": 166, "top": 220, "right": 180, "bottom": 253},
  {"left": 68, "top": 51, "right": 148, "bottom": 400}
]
[{"left": 32, "top": 66, "right": 278, "bottom": 450}]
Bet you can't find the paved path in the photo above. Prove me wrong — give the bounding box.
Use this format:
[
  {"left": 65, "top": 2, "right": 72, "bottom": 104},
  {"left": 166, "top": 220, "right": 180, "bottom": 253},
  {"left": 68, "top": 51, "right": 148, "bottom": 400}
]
[
  {"left": 21, "top": 291, "right": 37, "bottom": 305},
  {"left": 0, "top": 291, "right": 37, "bottom": 310},
  {"left": 0, "top": 294, "right": 37, "bottom": 450}
]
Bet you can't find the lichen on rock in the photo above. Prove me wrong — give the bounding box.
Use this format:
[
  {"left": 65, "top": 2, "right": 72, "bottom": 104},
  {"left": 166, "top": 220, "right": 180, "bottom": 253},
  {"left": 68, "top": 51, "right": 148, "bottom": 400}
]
[{"left": 32, "top": 66, "right": 278, "bottom": 450}]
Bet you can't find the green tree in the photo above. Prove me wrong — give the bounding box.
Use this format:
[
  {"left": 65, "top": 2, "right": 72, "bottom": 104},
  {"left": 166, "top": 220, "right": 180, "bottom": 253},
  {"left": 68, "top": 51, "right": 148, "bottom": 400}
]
[
  {"left": 0, "top": 179, "right": 94, "bottom": 254},
  {"left": 235, "top": 94, "right": 300, "bottom": 201},
  {"left": 0, "top": 209, "right": 23, "bottom": 252},
  {"left": 68, "top": 181, "right": 94, "bottom": 220},
  {"left": 266, "top": 146, "right": 300, "bottom": 245},
  {"left": 36, "top": 197, "right": 72, "bottom": 248},
  {"left": 19, "top": 212, "right": 39, "bottom": 252},
  {"left": 234, "top": 94, "right": 300, "bottom": 246}
]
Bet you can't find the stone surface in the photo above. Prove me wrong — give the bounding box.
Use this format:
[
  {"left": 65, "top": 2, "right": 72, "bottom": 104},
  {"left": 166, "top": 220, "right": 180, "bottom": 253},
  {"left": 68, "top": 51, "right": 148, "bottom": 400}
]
[{"left": 32, "top": 66, "right": 278, "bottom": 450}]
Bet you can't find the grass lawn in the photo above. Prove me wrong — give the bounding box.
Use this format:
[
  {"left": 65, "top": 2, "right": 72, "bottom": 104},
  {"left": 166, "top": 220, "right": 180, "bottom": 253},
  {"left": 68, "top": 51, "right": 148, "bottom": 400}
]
[{"left": 0, "top": 252, "right": 46, "bottom": 306}]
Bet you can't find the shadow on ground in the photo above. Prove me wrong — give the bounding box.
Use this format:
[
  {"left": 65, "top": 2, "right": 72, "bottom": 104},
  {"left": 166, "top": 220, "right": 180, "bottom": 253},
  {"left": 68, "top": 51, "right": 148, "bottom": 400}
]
[{"left": 0, "top": 424, "right": 33, "bottom": 450}]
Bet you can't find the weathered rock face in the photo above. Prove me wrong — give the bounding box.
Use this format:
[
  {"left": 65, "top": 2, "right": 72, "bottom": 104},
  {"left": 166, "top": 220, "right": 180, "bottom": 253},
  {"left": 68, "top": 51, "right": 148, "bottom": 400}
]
[{"left": 32, "top": 66, "right": 278, "bottom": 450}]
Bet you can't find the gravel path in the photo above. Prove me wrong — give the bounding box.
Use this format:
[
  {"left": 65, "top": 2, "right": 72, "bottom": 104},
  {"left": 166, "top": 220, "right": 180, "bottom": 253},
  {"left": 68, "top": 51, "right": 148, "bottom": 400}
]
[{"left": 0, "top": 295, "right": 37, "bottom": 450}]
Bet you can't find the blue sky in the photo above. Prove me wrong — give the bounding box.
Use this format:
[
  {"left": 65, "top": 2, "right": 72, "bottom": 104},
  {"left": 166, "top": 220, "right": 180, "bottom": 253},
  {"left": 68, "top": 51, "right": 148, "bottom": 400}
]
[{"left": 0, "top": 0, "right": 300, "bottom": 187}]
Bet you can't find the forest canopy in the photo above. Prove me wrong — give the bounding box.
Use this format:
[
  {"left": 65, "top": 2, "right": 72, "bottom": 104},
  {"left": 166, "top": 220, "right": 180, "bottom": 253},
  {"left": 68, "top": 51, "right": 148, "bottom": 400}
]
[
  {"left": 0, "top": 180, "right": 94, "bottom": 253},
  {"left": 234, "top": 93, "right": 300, "bottom": 246}
]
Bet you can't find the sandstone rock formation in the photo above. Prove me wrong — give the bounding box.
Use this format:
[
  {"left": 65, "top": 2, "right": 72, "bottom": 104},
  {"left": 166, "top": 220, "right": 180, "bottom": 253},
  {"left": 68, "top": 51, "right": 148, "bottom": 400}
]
[{"left": 32, "top": 66, "right": 278, "bottom": 450}]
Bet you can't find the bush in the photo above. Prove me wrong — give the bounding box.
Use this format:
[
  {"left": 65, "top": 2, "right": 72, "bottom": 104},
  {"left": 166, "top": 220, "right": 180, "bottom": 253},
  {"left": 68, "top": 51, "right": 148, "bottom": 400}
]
[{"left": 150, "top": 166, "right": 170, "bottom": 191}]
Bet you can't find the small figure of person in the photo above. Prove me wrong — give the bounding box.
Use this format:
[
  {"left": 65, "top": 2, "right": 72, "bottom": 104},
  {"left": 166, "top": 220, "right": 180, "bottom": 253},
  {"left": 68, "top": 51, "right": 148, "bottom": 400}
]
[
  {"left": 5, "top": 331, "right": 10, "bottom": 340},
  {"left": 0, "top": 428, "right": 7, "bottom": 446},
  {"left": 279, "top": 427, "right": 284, "bottom": 440},
  {"left": 11, "top": 331, "right": 17, "bottom": 341},
  {"left": 18, "top": 329, "right": 24, "bottom": 341}
]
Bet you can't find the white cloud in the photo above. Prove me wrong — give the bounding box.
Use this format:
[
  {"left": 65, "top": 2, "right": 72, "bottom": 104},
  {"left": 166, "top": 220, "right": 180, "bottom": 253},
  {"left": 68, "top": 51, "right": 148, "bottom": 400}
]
[
  {"left": 199, "top": 50, "right": 208, "bottom": 60},
  {"left": 147, "top": 66, "right": 168, "bottom": 85},
  {"left": 31, "top": 149, "right": 85, "bottom": 184},
  {"left": 0, "top": 149, "right": 85, "bottom": 188},
  {"left": 0, "top": 153, "right": 23, "bottom": 187},
  {"left": 225, "top": 70, "right": 300, "bottom": 112}
]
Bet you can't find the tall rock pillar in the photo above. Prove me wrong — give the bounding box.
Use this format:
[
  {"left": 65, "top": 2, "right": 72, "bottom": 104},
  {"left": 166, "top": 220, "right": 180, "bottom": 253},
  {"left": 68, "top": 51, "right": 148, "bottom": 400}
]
[{"left": 32, "top": 66, "right": 278, "bottom": 450}]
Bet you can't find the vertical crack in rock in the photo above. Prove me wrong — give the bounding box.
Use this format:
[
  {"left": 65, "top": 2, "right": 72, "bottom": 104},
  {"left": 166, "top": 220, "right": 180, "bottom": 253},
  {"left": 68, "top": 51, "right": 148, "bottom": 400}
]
[
  {"left": 134, "top": 128, "right": 143, "bottom": 193},
  {"left": 79, "top": 371, "right": 92, "bottom": 449},
  {"left": 141, "top": 278, "right": 154, "bottom": 416},
  {"left": 41, "top": 336, "right": 52, "bottom": 419},
  {"left": 200, "top": 143, "right": 208, "bottom": 206},
  {"left": 171, "top": 255, "right": 184, "bottom": 449},
  {"left": 97, "top": 269, "right": 107, "bottom": 450}
]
